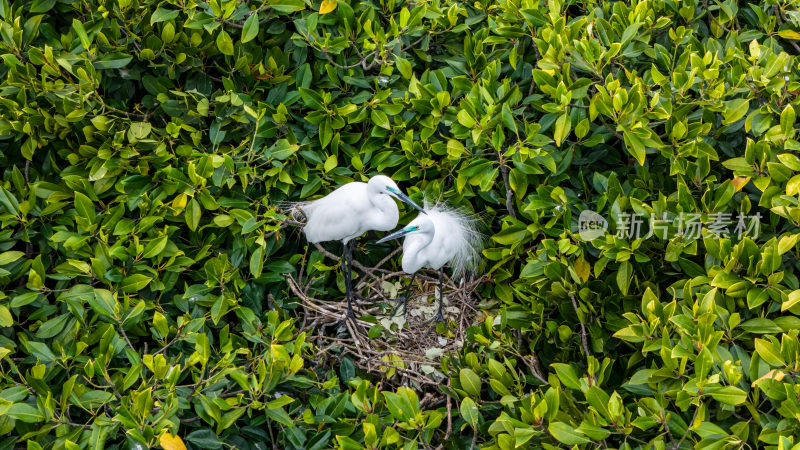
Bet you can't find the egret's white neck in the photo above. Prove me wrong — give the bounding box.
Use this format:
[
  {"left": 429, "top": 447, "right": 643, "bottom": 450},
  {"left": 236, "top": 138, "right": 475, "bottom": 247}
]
[
  {"left": 368, "top": 183, "right": 398, "bottom": 212},
  {"left": 365, "top": 182, "right": 399, "bottom": 231},
  {"left": 401, "top": 230, "right": 434, "bottom": 273}
]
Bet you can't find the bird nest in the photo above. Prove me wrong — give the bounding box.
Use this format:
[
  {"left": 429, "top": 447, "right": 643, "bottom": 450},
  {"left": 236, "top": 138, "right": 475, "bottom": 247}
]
[{"left": 286, "top": 242, "right": 485, "bottom": 390}]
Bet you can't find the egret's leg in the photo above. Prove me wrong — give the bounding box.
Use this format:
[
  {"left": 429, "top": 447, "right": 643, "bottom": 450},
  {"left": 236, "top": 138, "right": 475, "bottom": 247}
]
[
  {"left": 345, "top": 241, "right": 369, "bottom": 303},
  {"left": 343, "top": 240, "right": 370, "bottom": 303},
  {"left": 342, "top": 241, "right": 357, "bottom": 320},
  {"left": 389, "top": 273, "right": 416, "bottom": 317},
  {"left": 425, "top": 270, "right": 451, "bottom": 332}
]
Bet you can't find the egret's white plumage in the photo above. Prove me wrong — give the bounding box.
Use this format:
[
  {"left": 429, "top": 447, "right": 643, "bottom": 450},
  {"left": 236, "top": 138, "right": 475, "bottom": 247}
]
[
  {"left": 293, "top": 175, "right": 422, "bottom": 244},
  {"left": 288, "top": 174, "right": 424, "bottom": 322},
  {"left": 398, "top": 202, "right": 483, "bottom": 275},
  {"left": 377, "top": 201, "right": 484, "bottom": 327}
]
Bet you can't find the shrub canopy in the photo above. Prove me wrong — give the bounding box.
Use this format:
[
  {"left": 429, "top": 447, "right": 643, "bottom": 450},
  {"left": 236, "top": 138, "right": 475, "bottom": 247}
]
[{"left": 1, "top": 0, "right": 800, "bottom": 448}]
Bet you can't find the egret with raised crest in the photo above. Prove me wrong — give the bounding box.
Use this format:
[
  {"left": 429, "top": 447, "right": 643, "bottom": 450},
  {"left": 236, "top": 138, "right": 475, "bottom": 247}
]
[
  {"left": 376, "top": 202, "right": 483, "bottom": 328},
  {"left": 293, "top": 175, "right": 425, "bottom": 320}
]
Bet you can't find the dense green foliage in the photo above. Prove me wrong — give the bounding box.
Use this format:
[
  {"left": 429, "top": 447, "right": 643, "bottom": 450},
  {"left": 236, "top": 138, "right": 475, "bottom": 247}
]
[{"left": 2, "top": 0, "right": 800, "bottom": 448}]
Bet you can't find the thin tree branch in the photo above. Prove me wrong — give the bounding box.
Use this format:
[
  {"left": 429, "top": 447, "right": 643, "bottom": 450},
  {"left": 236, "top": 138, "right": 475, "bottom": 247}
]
[
  {"left": 528, "top": 39, "right": 542, "bottom": 96},
  {"left": 570, "top": 293, "right": 591, "bottom": 358},
  {"left": 322, "top": 49, "right": 379, "bottom": 70},
  {"left": 500, "top": 164, "right": 517, "bottom": 219},
  {"left": 117, "top": 322, "right": 135, "bottom": 351},
  {"left": 671, "top": 405, "right": 699, "bottom": 449},
  {"left": 517, "top": 330, "right": 548, "bottom": 384}
]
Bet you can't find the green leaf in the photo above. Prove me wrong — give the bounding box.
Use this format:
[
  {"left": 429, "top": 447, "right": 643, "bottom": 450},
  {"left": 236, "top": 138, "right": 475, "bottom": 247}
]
[
  {"left": 626, "top": 369, "right": 655, "bottom": 386},
  {"left": 620, "top": 22, "right": 641, "bottom": 45},
  {"left": 186, "top": 198, "right": 201, "bottom": 231},
  {"left": 585, "top": 386, "right": 611, "bottom": 420},
  {"left": 6, "top": 403, "right": 44, "bottom": 423},
  {"left": 90, "top": 289, "right": 118, "bottom": 318},
  {"left": 459, "top": 397, "right": 480, "bottom": 429},
  {"left": 143, "top": 236, "right": 168, "bottom": 258},
  {"left": 93, "top": 53, "right": 133, "bottom": 70},
  {"left": 395, "top": 57, "right": 412, "bottom": 79},
  {"left": 28, "top": 0, "right": 55, "bottom": 13},
  {"left": 781, "top": 105, "right": 795, "bottom": 137},
  {"left": 501, "top": 103, "right": 517, "bottom": 134},
  {"left": 383, "top": 391, "right": 415, "bottom": 421},
  {"left": 459, "top": 368, "right": 481, "bottom": 397},
  {"left": 185, "top": 429, "right": 223, "bottom": 449},
  {"left": 270, "top": 0, "right": 307, "bottom": 14},
  {"left": 335, "top": 436, "right": 361, "bottom": 450},
  {"left": 623, "top": 130, "right": 646, "bottom": 166},
  {"left": 217, "top": 30, "right": 234, "bottom": 56},
  {"left": 754, "top": 338, "right": 785, "bottom": 366},
  {"left": 457, "top": 109, "right": 476, "bottom": 128},
  {"left": 708, "top": 386, "right": 747, "bottom": 405},
  {"left": 551, "top": 363, "right": 581, "bottom": 390},
  {"left": 0, "top": 187, "right": 20, "bottom": 215},
  {"left": 740, "top": 318, "right": 782, "bottom": 334},
  {"left": 0, "top": 251, "right": 24, "bottom": 265},
  {"left": 26, "top": 341, "right": 57, "bottom": 363},
  {"left": 72, "top": 19, "right": 91, "bottom": 50},
  {"left": 616, "top": 261, "right": 632, "bottom": 295},
  {"left": 723, "top": 98, "right": 750, "bottom": 125},
  {"left": 553, "top": 112, "right": 571, "bottom": 147},
  {"left": 241, "top": 13, "right": 259, "bottom": 43},
  {"left": 121, "top": 274, "right": 153, "bottom": 293},
  {"left": 324, "top": 154, "right": 338, "bottom": 172},
  {"left": 35, "top": 314, "right": 70, "bottom": 338},
  {"left": 548, "top": 422, "right": 590, "bottom": 445},
  {"left": 150, "top": 6, "right": 180, "bottom": 24},
  {"left": 129, "top": 122, "right": 152, "bottom": 140},
  {"left": 214, "top": 215, "right": 235, "bottom": 227},
  {"left": 370, "top": 109, "right": 390, "bottom": 130},
  {"left": 74, "top": 191, "right": 96, "bottom": 223},
  {"left": 447, "top": 139, "right": 465, "bottom": 158},
  {"left": 249, "top": 246, "right": 264, "bottom": 278},
  {"left": 783, "top": 289, "right": 800, "bottom": 311},
  {"left": 0, "top": 306, "right": 12, "bottom": 327},
  {"left": 11, "top": 292, "right": 40, "bottom": 308}
]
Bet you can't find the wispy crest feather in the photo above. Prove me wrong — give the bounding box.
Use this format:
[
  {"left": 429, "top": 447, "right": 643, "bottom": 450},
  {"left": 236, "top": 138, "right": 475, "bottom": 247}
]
[
  {"left": 274, "top": 200, "right": 310, "bottom": 222},
  {"left": 422, "top": 199, "right": 485, "bottom": 276}
]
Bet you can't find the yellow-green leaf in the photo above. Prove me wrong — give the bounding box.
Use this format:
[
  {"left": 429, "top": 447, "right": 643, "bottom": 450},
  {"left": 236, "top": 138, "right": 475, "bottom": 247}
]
[
  {"left": 0, "top": 306, "right": 12, "bottom": 327},
  {"left": 319, "top": 0, "right": 337, "bottom": 14},
  {"left": 778, "top": 29, "right": 800, "bottom": 40},
  {"left": 216, "top": 30, "right": 234, "bottom": 55},
  {"left": 159, "top": 433, "right": 187, "bottom": 450}
]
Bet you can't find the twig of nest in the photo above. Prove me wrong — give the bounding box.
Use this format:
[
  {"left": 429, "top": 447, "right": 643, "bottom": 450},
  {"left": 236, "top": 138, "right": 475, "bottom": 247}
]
[
  {"left": 275, "top": 211, "right": 486, "bottom": 389},
  {"left": 285, "top": 252, "right": 485, "bottom": 389}
]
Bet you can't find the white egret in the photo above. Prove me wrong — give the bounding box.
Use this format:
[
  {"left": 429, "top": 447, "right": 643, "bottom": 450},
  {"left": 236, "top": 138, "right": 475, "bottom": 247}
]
[
  {"left": 292, "top": 175, "right": 425, "bottom": 320},
  {"left": 376, "top": 202, "right": 483, "bottom": 328}
]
